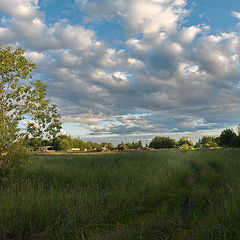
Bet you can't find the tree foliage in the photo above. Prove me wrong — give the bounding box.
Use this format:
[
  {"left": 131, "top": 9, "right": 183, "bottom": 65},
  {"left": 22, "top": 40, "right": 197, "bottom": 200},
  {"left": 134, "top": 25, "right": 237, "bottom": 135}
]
[
  {"left": 0, "top": 45, "right": 61, "bottom": 152},
  {"left": 149, "top": 136, "right": 176, "bottom": 149},
  {"left": 117, "top": 140, "right": 143, "bottom": 150},
  {"left": 178, "top": 136, "right": 193, "bottom": 146},
  {"left": 52, "top": 135, "right": 105, "bottom": 151},
  {"left": 219, "top": 129, "right": 237, "bottom": 146},
  {"left": 195, "top": 136, "right": 218, "bottom": 148},
  {"left": 0, "top": 45, "right": 61, "bottom": 179},
  {"left": 100, "top": 142, "right": 115, "bottom": 149},
  {"left": 0, "top": 140, "right": 30, "bottom": 184}
]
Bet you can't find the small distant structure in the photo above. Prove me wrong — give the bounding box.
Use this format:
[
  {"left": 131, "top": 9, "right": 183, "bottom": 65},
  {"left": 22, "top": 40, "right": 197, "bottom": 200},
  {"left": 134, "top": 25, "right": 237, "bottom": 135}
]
[
  {"left": 116, "top": 146, "right": 128, "bottom": 151},
  {"left": 68, "top": 148, "right": 81, "bottom": 152},
  {"left": 143, "top": 147, "right": 151, "bottom": 151},
  {"left": 38, "top": 146, "right": 54, "bottom": 152},
  {"left": 96, "top": 147, "right": 109, "bottom": 152}
]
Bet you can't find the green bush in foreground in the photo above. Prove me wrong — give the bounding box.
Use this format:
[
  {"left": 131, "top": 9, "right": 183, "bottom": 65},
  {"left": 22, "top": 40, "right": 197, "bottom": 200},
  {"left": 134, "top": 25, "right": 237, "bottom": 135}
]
[{"left": 0, "top": 141, "right": 30, "bottom": 184}]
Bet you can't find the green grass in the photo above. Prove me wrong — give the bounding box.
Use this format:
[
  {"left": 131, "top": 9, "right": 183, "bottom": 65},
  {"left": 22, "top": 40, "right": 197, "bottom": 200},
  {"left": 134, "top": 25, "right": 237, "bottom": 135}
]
[{"left": 0, "top": 149, "right": 240, "bottom": 239}]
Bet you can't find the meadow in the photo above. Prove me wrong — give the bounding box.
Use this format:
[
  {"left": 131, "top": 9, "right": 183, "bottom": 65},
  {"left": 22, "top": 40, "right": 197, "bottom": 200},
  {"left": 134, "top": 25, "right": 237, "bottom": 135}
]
[{"left": 0, "top": 149, "right": 240, "bottom": 240}]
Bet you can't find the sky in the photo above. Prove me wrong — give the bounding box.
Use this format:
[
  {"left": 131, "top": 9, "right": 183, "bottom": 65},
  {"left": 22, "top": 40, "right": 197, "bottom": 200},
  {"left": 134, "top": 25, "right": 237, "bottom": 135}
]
[{"left": 0, "top": 0, "right": 240, "bottom": 144}]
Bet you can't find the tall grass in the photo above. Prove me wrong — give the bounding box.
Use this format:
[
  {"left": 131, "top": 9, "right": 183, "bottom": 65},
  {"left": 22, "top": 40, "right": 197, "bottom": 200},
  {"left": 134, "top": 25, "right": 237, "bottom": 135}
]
[{"left": 0, "top": 150, "right": 240, "bottom": 239}]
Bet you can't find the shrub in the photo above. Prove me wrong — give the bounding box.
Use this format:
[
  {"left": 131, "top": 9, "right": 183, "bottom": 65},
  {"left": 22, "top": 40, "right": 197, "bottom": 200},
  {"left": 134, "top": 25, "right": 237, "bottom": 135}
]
[
  {"left": 0, "top": 141, "right": 30, "bottom": 184},
  {"left": 178, "top": 136, "right": 193, "bottom": 146},
  {"left": 180, "top": 144, "right": 195, "bottom": 150},
  {"left": 195, "top": 136, "right": 219, "bottom": 148}
]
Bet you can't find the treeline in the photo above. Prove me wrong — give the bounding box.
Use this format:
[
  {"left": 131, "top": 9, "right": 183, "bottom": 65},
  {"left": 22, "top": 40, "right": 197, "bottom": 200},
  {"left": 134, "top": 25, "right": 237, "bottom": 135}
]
[
  {"left": 26, "top": 135, "right": 146, "bottom": 151},
  {"left": 26, "top": 135, "right": 114, "bottom": 151},
  {"left": 26, "top": 126, "right": 240, "bottom": 151},
  {"left": 117, "top": 141, "right": 143, "bottom": 150},
  {"left": 148, "top": 136, "right": 217, "bottom": 149},
  {"left": 149, "top": 126, "right": 240, "bottom": 149}
]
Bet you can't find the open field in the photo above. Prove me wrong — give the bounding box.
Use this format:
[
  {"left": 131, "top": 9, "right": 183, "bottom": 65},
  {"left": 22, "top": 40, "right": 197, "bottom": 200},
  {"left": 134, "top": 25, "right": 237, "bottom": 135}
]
[{"left": 0, "top": 149, "right": 240, "bottom": 240}]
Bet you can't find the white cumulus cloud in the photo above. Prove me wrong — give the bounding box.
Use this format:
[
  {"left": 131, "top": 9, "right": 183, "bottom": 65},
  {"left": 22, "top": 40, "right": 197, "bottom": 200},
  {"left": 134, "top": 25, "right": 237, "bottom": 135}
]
[{"left": 231, "top": 11, "right": 240, "bottom": 19}]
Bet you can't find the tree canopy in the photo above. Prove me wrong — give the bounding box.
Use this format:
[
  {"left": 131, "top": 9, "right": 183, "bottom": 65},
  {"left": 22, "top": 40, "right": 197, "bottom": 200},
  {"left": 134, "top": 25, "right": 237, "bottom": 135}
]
[
  {"left": 149, "top": 136, "right": 176, "bottom": 149},
  {"left": 219, "top": 129, "right": 237, "bottom": 146},
  {"left": 0, "top": 45, "right": 62, "bottom": 180},
  {"left": 0, "top": 45, "right": 62, "bottom": 156}
]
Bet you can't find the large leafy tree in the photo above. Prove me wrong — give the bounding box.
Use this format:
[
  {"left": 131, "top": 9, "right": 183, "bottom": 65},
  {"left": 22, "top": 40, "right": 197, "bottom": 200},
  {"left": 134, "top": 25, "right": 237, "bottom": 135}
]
[
  {"left": 0, "top": 45, "right": 61, "bottom": 158},
  {"left": 149, "top": 136, "right": 177, "bottom": 149},
  {"left": 219, "top": 128, "right": 236, "bottom": 147}
]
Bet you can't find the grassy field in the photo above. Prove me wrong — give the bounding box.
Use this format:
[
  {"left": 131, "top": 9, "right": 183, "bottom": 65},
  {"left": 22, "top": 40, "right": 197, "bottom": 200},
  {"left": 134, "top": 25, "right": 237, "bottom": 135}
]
[{"left": 0, "top": 149, "right": 240, "bottom": 240}]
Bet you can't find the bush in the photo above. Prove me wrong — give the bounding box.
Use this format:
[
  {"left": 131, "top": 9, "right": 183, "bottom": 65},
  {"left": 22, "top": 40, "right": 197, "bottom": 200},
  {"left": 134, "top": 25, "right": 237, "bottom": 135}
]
[
  {"left": 203, "top": 141, "right": 218, "bottom": 148},
  {"left": 0, "top": 141, "right": 30, "bottom": 184},
  {"left": 195, "top": 136, "right": 219, "bottom": 148},
  {"left": 178, "top": 136, "right": 193, "bottom": 146},
  {"left": 180, "top": 144, "right": 195, "bottom": 150}
]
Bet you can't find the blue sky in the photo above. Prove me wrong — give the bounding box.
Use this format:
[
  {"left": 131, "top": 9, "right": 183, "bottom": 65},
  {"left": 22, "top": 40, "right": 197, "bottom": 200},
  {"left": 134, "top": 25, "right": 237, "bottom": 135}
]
[
  {"left": 44, "top": 0, "right": 239, "bottom": 28},
  {"left": 0, "top": 0, "right": 240, "bottom": 144},
  {"left": 38, "top": 0, "right": 240, "bottom": 46},
  {"left": 187, "top": 0, "right": 239, "bottom": 30}
]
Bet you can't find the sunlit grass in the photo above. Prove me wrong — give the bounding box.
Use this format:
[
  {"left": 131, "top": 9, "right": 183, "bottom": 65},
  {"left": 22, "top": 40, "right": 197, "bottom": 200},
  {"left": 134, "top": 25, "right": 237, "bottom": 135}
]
[{"left": 0, "top": 149, "right": 240, "bottom": 239}]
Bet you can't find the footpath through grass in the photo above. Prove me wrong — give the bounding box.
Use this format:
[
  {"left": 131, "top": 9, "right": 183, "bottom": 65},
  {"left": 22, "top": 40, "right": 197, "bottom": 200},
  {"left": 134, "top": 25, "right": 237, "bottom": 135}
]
[{"left": 0, "top": 149, "right": 240, "bottom": 240}]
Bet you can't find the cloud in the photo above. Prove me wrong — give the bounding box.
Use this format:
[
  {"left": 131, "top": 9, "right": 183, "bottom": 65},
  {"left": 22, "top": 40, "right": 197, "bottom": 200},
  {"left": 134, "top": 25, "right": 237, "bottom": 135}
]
[
  {"left": 77, "top": 0, "right": 188, "bottom": 35},
  {"left": 0, "top": 0, "right": 39, "bottom": 20},
  {"left": 0, "top": 0, "right": 240, "bottom": 137},
  {"left": 24, "top": 50, "right": 45, "bottom": 63},
  {"left": 125, "top": 0, "right": 188, "bottom": 34},
  {"left": 0, "top": 1, "right": 99, "bottom": 51},
  {"left": 178, "top": 25, "right": 203, "bottom": 44},
  {"left": 231, "top": 11, "right": 240, "bottom": 19}
]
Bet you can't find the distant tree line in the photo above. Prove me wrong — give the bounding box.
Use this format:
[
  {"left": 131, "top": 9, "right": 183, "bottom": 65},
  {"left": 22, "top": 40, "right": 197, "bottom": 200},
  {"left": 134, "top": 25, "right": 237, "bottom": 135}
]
[
  {"left": 26, "top": 136, "right": 145, "bottom": 151},
  {"left": 148, "top": 125, "right": 240, "bottom": 149},
  {"left": 117, "top": 141, "right": 143, "bottom": 150},
  {"left": 26, "top": 135, "right": 115, "bottom": 151},
  {"left": 25, "top": 125, "right": 240, "bottom": 151}
]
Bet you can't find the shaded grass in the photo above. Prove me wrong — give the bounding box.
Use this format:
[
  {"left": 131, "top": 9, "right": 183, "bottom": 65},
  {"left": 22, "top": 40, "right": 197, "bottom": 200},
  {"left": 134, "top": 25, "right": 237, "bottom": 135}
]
[{"left": 0, "top": 149, "right": 240, "bottom": 239}]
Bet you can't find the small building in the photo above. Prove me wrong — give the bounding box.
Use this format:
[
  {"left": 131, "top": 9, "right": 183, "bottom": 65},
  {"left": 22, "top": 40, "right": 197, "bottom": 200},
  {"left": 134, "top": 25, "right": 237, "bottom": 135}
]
[
  {"left": 96, "top": 147, "right": 109, "bottom": 152},
  {"left": 38, "top": 146, "right": 53, "bottom": 152},
  {"left": 68, "top": 148, "right": 81, "bottom": 152}
]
